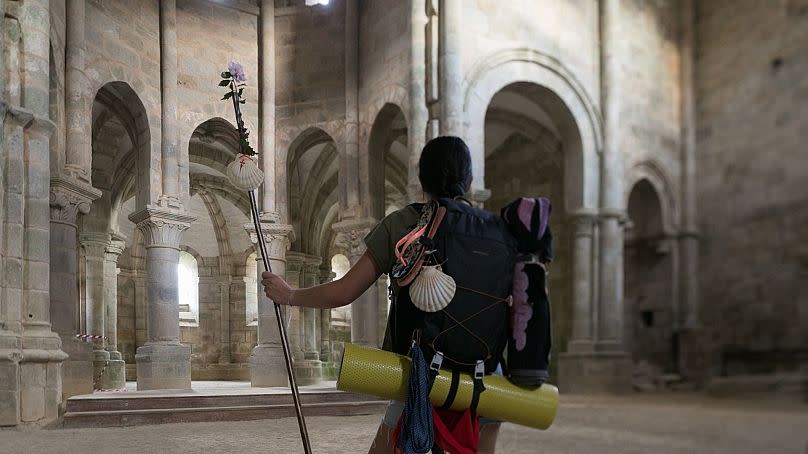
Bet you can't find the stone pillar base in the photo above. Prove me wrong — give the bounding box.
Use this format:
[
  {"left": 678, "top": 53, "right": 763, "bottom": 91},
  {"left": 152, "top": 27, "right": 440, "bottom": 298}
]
[
  {"left": 0, "top": 356, "right": 20, "bottom": 426},
  {"left": 135, "top": 343, "right": 191, "bottom": 390},
  {"left": 676, "top": 326, "right": 709, "bottom": 386},
  {"left": 92, "top": 349, "right": 110, "bottom": 391},
  {"left": 100, "top": 351, "right": 126, "bottom": 390},
  {"left": 558, "top": 350, "right": 632, "bottom": 393},
  {"left": 249, "top": 344, "right": 289, "bottom": 388},
  {"left": 294, "top": 359, "right": 322, "bottom": 386},
  {"left": 61, "top": 338, "right": 93, "bottom": 398}
]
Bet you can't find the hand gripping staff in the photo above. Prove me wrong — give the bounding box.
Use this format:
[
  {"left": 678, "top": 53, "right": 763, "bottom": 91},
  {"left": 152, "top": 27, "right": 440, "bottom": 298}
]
[{"left": 219, "top": 62, "right": 313, "bottom": 454}]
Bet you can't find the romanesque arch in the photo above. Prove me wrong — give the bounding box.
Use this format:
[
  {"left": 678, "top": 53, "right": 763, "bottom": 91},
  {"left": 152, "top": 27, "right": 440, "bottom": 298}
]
[
  {"left": 464, "top": 49, "right": 602, "bottom": 211},
  {"left": 366, "top": 103, "right": 409, "bottom": 219},
  {"left": 624, "top": 178, "right": 677, "bottom": 374}
]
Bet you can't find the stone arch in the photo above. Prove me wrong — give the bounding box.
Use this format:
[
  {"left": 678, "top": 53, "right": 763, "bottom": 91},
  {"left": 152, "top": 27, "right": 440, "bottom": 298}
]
[
  {"left": 625, "top": 161, "right": 678, "bottom": 235},
  {"left": 89, "top": 81, "right": 153, "bottom": 220},
  {"left": 366, "top": 102, "right": 409, "bottom": 220},
  {"left": 281, "top": 127, "right": 340, "bottom": 238},
  {"left": 197, "top": 189, "right": 234, "bottom": 274},
  {"left": 464, "top": 48, "right": 603, "bottom": 211},
  {"left": 624, "top": 177, "right": 677, "bottom": 374},
  {"left": 85, "top": 72, "right": 161, "bottom": 206},
  {"left": 276, "top": 122, "right": 344, "bottom": 219}
]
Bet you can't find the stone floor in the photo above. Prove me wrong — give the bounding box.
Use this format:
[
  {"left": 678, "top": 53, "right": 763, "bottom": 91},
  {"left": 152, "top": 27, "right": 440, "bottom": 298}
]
[{"left": 2, "top": 393, "right": 806, "bottom": 453}]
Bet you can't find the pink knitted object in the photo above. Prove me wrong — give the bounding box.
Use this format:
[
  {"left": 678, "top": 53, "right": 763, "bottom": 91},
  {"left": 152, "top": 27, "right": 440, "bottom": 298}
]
[{"left": 511, "top": 261, "right": 533, "bottom": 351}]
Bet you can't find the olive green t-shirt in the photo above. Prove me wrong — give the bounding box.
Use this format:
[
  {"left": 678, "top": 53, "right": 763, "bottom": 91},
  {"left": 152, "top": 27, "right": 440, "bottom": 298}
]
[
  {"left": 363, "top": 205, "right": 422, "bottom": 353},
  {"left": 363, "top": 205, "right": 421, "bottom": 276}
]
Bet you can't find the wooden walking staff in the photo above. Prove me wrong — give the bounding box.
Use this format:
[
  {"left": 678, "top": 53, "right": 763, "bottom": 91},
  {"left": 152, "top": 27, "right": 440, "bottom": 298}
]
[{"left": 219, "top": 62, "right": 313, "bottom": 454}]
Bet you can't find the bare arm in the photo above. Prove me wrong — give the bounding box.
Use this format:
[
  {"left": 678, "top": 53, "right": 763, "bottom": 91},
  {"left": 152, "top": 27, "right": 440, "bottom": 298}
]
[{"left": 261, "top": 251, "right": 382, "bottom": 309}]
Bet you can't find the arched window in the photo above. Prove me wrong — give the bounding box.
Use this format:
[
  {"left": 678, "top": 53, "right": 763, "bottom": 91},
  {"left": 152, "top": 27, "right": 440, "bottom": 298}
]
[
  {"left": 178, "top": 251, "right": 199, "bottom": 327},
  {"left": 245, "top": 252, "right": 258, "bottom": 326},
  {"left": 330, "top": 254, "right": 352, "bottom": 333},
  {"left": 331, "top": 253, "right": 350, "bottom": 280}
]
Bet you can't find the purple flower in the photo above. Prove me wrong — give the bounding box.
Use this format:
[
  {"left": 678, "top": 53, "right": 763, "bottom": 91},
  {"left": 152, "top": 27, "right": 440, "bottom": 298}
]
[{"left": 228, "top": 61, "right": 247, "bottom": 82}]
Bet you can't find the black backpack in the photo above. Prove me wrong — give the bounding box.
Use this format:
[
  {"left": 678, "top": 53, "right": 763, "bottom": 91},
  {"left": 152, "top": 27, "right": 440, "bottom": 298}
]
[{"left": 389, "top": 198, "right": 517, "bottom": 374}]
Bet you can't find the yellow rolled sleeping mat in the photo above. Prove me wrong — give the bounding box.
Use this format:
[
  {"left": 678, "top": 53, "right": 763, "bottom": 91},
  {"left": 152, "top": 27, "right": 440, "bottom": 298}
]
[{"left": 337, "top": 343, "right": 559, "bottom": 430}]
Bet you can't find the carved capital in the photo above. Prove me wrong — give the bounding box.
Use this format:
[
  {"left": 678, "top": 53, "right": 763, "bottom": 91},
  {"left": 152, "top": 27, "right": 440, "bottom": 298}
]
[
  {"left": 49, "top": 175, "right": 102, "bottom": 226},
  {"left": 244, "top": 222, "right": 294, "bottom": 259},
  {"left": 332, "top": 218, "right": 377, "bottom": 262},
  {"left": 80, "top": 233, "right": 111, "bottom": 259},
  {"left": 104, "top": 238, "right": 127, "bottom": 263},
  {"left": 569, "top": 209, "right": 599, "bottom": 238},
  {"left": 128, "top": 207, "right": 196, "bottom": 249}
]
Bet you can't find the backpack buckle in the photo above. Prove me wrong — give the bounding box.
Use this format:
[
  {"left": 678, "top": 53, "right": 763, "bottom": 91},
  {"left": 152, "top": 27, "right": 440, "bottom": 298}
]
[
  {"left": 430, "top": 351, "right": 444, "bottom": 372},
  {"left": 474, "top": 360, "right": 485, "bottom": 380}
]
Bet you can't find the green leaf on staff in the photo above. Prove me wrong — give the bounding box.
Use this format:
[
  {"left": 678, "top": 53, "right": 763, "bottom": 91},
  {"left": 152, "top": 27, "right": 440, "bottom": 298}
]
[
  {"left": 240, "top": 99, "right": 246, "bottom": 104},
  {"left": 222, "top": 71, "right": 232, "bottom": 78},
  {"left": 238, "top": 88, "right": 244, "bottom": 96},
  {"left": 219, "top": 80, "right": 230, "bottom": 87},
  {"left": 222, "top": 92, "right": 234, "bottom": 100}
]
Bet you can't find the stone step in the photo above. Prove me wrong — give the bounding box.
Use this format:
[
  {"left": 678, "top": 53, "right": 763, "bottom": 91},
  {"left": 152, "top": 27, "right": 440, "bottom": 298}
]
[
  {"left": 66, "top": 390, "right": 375, "bottom": 413},
  {"left": 62, "top": 400, "right": 387, "bottom": 428}
]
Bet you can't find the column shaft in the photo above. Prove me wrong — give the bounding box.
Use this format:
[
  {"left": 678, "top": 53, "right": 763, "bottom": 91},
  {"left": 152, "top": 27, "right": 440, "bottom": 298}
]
[
  {"left": 438, "top": 0, "right": 463, "bottom": 137},
  {"left": 101, "top": 239, "right": 126, "bottom": 388},
  {"left": 259, "top": 0, "right": 276, "bottom": 213},
  {"left": 569, "top": 213, "right": 595, "bottom": 349},
  {"left": 342, "top": 0, "right": 360, "bottom": 212},
  {"left": 408, "top": 0, "right": 429, "bottom": 201},
  {"left": 49, "top": 179, "right": 100, "bottom": 398},
  {"left": 597, "top": 0, "right": 625, "bottom": 347},
  {"left": 129, "top": 208, "right": 194, "bottom": 390},
  {"left": 247, "top": 223, "right": 294, "bottom": 387},
  {"left": 333, "top": 219, "right": 380, "bottom": 347},
  {"left": 679, "top": 0, "right": 699, "bottom": 328},
  {"left": 160, "top": 0, "right": 179, "bottom": 198},
  {"left": 64, "top": 0, "right": 90, "bottom": 180}
]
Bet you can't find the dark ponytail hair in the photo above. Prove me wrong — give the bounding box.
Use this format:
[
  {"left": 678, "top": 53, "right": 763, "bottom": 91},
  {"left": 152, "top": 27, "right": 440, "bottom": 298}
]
[{"left": 418, "top": 136, "right": 473, "bottom": 198}]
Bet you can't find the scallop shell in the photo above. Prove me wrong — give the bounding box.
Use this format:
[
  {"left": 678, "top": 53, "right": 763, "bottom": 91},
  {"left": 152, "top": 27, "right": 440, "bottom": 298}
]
[
  {"left": 226, "top": 153, "right": 264, "bottom": 191},
  {"left": 409, "top": 265, "right": 456, "bottom": 312}
]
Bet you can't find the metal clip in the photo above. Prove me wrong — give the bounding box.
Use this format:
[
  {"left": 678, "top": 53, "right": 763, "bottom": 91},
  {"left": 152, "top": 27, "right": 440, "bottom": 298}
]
[
  {"left": 474, "top": 360, "right": 485, "bottom": 380},
  {"left": 430, "top": 351, "right": 444, "bottom": 372}
]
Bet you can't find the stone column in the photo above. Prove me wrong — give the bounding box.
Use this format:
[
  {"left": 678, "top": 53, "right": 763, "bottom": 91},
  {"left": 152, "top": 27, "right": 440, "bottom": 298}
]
[
  {"left": 558, "top": 0, "right": 632, "bottom": 392},
  {"left": 342, "top": 0, "right": 360, "bottom": 215},
  {"left": 259, "top": 0, "right": 276, "bottom": 213},
  {"left": 49, "top": 177, "right": 100, "bottom": 398},
  {"left": 80, "top": 233, "right": 111, "bottom": 389},
  {"left": 318, "top": 268, "right": 336, "bottom": 364},
  {"left": 408, "top": 0, "right": 429, "bottom": 201},
  {"left": 298, "top": 255, "right": 322, "bottom": 385},
  {"left": 2, "top": 0, "right": 68, "bottom": 425},
  {"left": 302, "top": 256, "right": 322, "bottom": 361},
  {"left": 101, "top": 237, "right": 126, "bottom": 389},
  {"left": 438, "top": 0, "right": 463, "bottom": 138},
  {"left": 598, "top": 0, "right": 627, "bottom": 350},
  {"left": 64, "top": 0, "right": 91, "bottom": 181},
  {"left": 677, "top": 0, "right": 704, "bottom": 383},
  {"left": 216, "top": 275, "right": 232, "bottom": 364},
  {"left": 245, "top": 222, "right": 294, "bottom": 387},
  {"left": 425, "top": 0, "right": 440, "bottom": 139},
  {"left": 128, "top": 208, "right": 195, "bottom": 390},
  {"left": 333, "top": 219, "right": 380, "bottom": 348},
  {"left": 284, "top": 252, "right": 306, "bottom": 362},
  {"left": 159, "top": 0, "right": 180, "bottom": 204},
  {"left": 566, "top": 211, "right": 597, "bottom": 352}
]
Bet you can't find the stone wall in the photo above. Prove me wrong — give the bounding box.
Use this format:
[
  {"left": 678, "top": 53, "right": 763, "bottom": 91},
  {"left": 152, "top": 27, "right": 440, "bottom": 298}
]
[
  {"left": 620, "top": 0, "right": 682, "bottom": 200},
  {"left": 85, "top": 0, "right": 163, "bottom": 206},
  {"left": 695, "top": 0, "right": 808, "bottom": 376},
  {"left": 176, "top": 0, "right": 260, "bottom": 206},
  {"left": 275, "top": 1, "right": 346, "bottom": 126}
]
